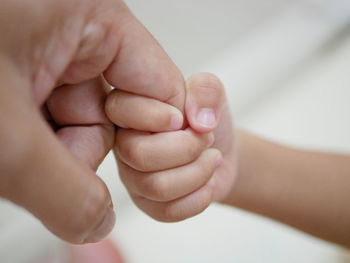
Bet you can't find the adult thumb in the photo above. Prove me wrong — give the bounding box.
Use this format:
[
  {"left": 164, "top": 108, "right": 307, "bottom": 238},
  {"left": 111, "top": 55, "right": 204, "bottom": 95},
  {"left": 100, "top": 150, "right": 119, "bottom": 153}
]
[
  {"left": 0, "top": 75, "right": 114, "bottom": 244},
  {"left": 185, "top": 73, "right": 226, "bottom": 133}
]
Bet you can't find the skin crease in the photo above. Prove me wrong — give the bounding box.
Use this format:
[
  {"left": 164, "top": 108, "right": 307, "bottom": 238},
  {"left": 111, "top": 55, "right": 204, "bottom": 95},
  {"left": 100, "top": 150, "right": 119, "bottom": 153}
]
[
  {"left": 0, "top": 0, "right": 187, "bottom": 244},
  {"left": 108, "top": 73, "right": 237, "bottom": 222},
  {"left": 107, "top": 72, "right": 350, "bottom": 247},
  {"left": 2, "top": 0, "right": 349, "bottom": 252}
]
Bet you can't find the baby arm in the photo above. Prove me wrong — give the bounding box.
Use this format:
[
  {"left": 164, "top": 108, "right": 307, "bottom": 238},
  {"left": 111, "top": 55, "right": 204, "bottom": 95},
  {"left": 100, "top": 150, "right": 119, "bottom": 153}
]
[{"left": 231, "top": 131, "right": 350, "bottom": 247}]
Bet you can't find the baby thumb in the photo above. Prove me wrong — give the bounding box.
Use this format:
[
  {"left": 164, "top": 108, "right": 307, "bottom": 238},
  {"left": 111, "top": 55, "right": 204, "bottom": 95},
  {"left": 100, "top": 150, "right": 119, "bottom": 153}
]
[{"left": 185, "top": 73, "right": 225, "bottom": 133}]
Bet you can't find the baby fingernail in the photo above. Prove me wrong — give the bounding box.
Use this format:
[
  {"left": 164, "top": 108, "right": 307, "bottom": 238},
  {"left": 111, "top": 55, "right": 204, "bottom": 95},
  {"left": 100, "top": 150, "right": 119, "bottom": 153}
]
[
  {"left": 197, "top": 108, "right": 216, "bottom": 128},
  {"left": 215, "top": 154, "right": 223, "bottom": 168},
  {"left": 170, "top": 112, "right": 183, "bottom": 130},
  {"left": 84, "top": 207, "right": 116, "bottom": 243}
]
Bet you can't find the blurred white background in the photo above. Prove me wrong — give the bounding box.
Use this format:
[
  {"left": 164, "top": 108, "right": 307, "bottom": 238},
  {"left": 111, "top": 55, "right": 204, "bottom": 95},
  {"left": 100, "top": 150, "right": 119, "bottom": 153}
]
[{"left": 1, "top": 0, "right": 350, "bottom": 262}]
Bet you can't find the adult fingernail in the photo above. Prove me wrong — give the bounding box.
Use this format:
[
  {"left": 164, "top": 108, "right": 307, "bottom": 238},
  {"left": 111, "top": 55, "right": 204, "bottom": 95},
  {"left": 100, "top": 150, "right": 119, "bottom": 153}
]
[
  {"left": 84, "top": 207, "right": 116, "bottom": 243},
  {"left": 197, "top": 108, "right": 216, "bottom": 128}
]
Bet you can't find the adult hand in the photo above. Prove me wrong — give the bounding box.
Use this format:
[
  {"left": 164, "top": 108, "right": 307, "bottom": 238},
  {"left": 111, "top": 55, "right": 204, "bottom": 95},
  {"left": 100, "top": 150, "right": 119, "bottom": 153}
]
[{"left": 0, "top": 0, "right": 185, "bottom": 243}]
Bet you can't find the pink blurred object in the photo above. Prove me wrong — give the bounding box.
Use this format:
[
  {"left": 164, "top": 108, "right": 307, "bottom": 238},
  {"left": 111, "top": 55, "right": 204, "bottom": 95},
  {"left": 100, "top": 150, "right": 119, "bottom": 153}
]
[
  {"left": 69, "top": 239, "right": 125, "bottom": 263},
  {"left": 38, "top": 238, "right": 125, "bottom": 263}
]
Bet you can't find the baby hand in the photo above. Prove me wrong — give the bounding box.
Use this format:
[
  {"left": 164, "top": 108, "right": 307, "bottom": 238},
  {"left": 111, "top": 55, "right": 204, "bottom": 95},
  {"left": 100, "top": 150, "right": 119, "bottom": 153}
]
[{"left": 106, "top": 73, "right": 236, "bottom": 221}]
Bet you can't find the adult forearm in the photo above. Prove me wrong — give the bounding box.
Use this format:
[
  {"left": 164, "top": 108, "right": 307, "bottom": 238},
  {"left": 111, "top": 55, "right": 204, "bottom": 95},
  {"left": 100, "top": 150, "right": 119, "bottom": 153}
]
[{"left": 224, "top": 130, "right": 350, "bottom": 247}]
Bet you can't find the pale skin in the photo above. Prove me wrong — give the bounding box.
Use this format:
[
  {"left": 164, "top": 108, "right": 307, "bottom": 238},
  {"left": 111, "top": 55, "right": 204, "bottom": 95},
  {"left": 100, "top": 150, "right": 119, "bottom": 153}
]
[
  {"left": 0, "top": 0, "right": 187, "bottom": 244},
  {"left": 1, "top": 0, "right": 349, "bottom": 251},
  {"left": 107, "top": 72, "right": 350, "bottom": 248}
]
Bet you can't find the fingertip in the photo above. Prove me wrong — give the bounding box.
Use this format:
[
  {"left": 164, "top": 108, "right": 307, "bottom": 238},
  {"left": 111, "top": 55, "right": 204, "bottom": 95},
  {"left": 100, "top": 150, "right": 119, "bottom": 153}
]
[
  {"left": 83, "top": 207, "right": 116, "bottom": 244},
  {"left": 104, "top": 90, "right": 119, "bottom": 125},
  {"left": 196, "top": 108, "right": 217, "bottom": 129},
  {"left": 215, "top": 151, "right": 224, "bottom": 168},
  {"left": 185, "top": 72, "right": 225, "bottom": 133},
  {"left": 169, "top": 108, "right": 184, "bottom": 130},
  {"left": 206, "top": 132, "right": 215, "bottom": 147},
  {"left": 205, "top": 148, "right": 222, "bottom": 165}
]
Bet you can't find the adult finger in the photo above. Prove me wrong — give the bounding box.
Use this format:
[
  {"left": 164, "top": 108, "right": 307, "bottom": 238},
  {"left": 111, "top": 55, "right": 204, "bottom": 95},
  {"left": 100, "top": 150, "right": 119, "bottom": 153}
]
[{"left": 103, "top": 5, "right": 186, "bottom": 114}]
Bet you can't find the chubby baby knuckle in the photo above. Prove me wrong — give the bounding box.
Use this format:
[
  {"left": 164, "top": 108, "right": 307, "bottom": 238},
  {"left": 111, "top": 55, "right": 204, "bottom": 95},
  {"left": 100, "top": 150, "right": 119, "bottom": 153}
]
[
  {"left": 105, "top": 93, "right": 129, "bottom": 128},
  {"left": 183, "top": 137, "right": 202, "bottom": 160},
  {"left": 142, "top": 203, "right": 177, "bottom": 223},
  {"left": 145, "top": 112, "right": 167, "bottom": 131},
  {"left": 105, "top": 93, "right": 119, "bottom": 121},
  {"left": 162, "top": 204, "right": 188, "bottom": 222},
  {"left": 196, "top": 160, "right": 212, "bottom": 178},
  {"left": 117, "top": 135, "right": 146, "bottom": 169},
  {"left": 126, "top": 141, "right": 150, "bottom": 171},
  {"left": 190, "top": 72, "right": 223, "bottom": 92},
  {"left": 146, "top": 209, "right": 169, "bottom": 223},
  {"left": 157, "top": 206, "right": 179, "bottom": 222},
  {"left": 199, "top": 154, "right": 216, "bottom": 174},
  {"left": 105, "top": 89, "right": 117, "bottom": 106},
  {"left": 145, "top": 175, "right": 172, "bottom": 201}
]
